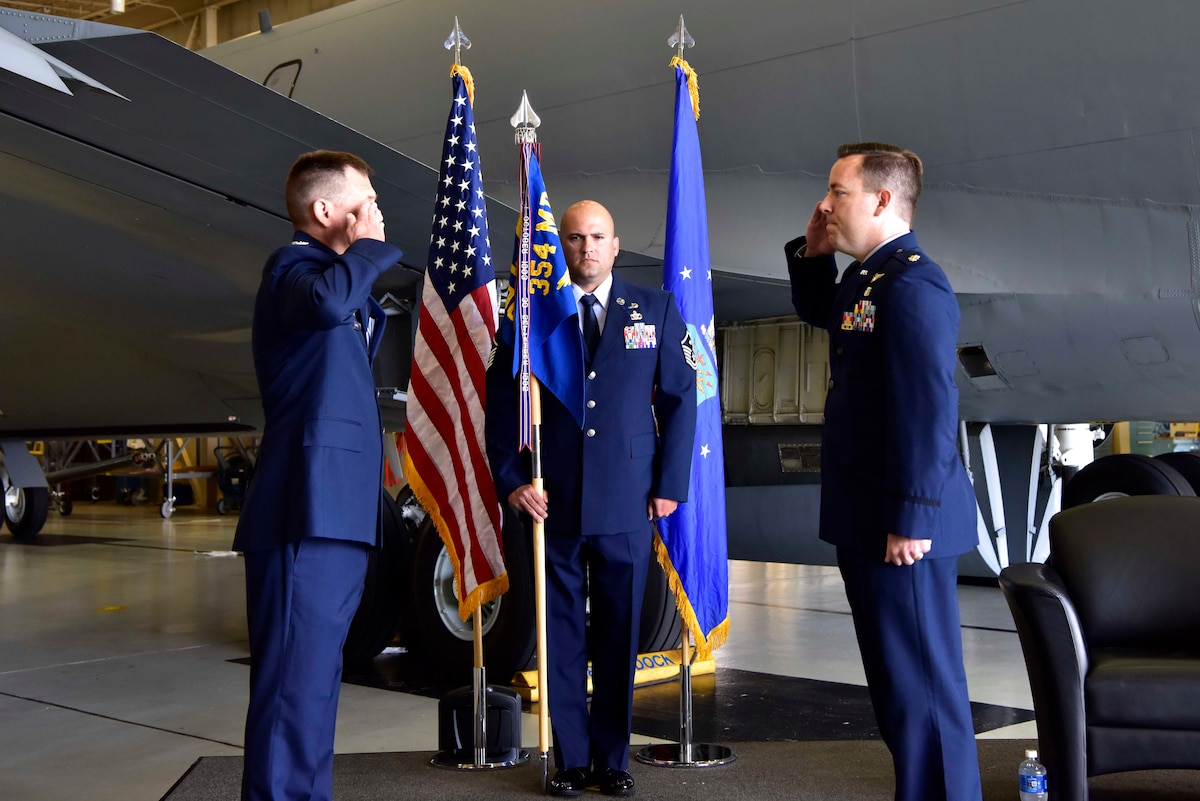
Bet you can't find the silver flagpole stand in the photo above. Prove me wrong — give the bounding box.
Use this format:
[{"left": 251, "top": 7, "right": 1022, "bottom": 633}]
[
  {"left": 430, "top": 17, "right": 528, "bottom": 772},
  {"left": 636, "top": 15, "right": 735, "bottom": 771},
  {"left": 635, "top": 626, "right": 735, "bottom": 768}
]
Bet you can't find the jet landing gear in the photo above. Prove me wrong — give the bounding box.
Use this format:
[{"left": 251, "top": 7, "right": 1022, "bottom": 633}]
[
  {"left": 2, "top": 469, "right": 50, "bottom": 540},
  {"left": 1063, "top": 452, "right": 1200, "bottom": 507}
]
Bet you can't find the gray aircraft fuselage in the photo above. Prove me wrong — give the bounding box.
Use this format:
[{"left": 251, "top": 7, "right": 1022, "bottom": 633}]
[{"left": 3, "top": 0, "right": 1199, "bottom": 435}]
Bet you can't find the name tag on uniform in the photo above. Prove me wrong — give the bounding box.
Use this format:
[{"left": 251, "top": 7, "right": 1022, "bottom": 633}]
[{"left": 624, "top": 323, "right": 657, "bottom": 349}]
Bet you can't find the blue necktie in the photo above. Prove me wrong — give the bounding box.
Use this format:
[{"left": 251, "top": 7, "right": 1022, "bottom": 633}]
[{"left": 581, "top": 294, "right": 601, "bottom": 361}]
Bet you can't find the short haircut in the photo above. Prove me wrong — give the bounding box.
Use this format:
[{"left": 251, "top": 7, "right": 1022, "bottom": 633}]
[
  {"left": 284, "top": 150, "right": 373, "bottom": 226},
  {"left": 837, "top": 142, "right": 923, "bottom": 222}
]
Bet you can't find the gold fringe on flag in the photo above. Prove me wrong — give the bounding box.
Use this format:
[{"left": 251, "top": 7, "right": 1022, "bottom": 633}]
[
  {"left": 668, "top": 56, "right": 700, "bottom": 121},
  {"left": 652, "top": 528, "right": 729, "bottom": 661},
  {"left": 402, "top": 447, "right": 509, "bottom": 622},
  {"left": 450, "top": 63, "right": 476, "bottom": 108}
]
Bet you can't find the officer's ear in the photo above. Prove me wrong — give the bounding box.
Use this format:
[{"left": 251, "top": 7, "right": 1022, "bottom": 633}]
[
  {"left": 612, "top": 235, "right": 620, "bottom": 259},
  {"left": 310, "top": 197, "right": 335, "bottom": 229},
  {"left": 875, "top": 189, "right": 892, "bottom": 217}
]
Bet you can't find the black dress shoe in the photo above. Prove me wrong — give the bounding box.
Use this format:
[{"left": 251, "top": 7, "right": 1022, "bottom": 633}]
[
  {"left": 595, "top": 768, "right": 635, "bottom": 796},
  {"left": 548, "top": 767, "right": 591, "bottom": 797}
]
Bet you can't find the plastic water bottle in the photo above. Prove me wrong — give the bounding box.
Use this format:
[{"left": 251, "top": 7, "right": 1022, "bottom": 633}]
[{"left": 1018, "top": 749, "right": 1048, "bottom": 800}]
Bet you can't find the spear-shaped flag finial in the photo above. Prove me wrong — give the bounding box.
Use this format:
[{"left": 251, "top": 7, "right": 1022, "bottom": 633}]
[
  {"left": 510, "top": 90, "right": 541, "bottom": 145},
  {"left": 444, "top": 15, "right": 471, "bottom": 66},
  {"left": 668, "top": 14, "right": 695, "bottom": 59}
]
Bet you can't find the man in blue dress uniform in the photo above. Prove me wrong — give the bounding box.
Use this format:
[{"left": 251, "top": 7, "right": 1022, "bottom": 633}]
[
  {"left": 234, "top": 150, "right": 401, "bottom": 801},
  {"left": 486, "top": 201, "right": 696, "bottom": 797},
  {"left": 787, "top": 143, "right": 982, "bottom": 801}
]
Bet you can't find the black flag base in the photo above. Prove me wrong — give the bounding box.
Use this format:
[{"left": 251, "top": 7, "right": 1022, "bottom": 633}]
[{"left": 431, "top": 673, "right": 531, "bottom": 770}]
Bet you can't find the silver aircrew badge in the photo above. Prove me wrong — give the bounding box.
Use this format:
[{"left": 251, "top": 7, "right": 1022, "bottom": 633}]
[
  {"left": 872, "top": 273, "right": 885, "bottom": 282},
  {"left": 630, "top": 311, "right": 643, "bottom": 321}
]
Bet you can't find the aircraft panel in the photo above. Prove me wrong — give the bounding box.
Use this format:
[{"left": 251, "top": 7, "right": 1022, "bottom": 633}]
[{"left": 0, "top": 15, "right": 450, "bottom": 436}]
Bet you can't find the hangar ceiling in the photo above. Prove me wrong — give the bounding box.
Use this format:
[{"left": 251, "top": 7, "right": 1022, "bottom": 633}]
[{"left": 0, "top": 0, "right": 351, "bottom": 49}]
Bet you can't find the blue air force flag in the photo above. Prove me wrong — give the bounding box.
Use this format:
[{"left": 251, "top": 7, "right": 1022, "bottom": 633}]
[{"left": 654, "top": 59, "right": 730, "bottom": 659}]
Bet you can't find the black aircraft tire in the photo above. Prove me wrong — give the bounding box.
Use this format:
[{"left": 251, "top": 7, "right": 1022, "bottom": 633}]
[
  {"left": 409, "top": 505, "right": 535, "bottom": 682},
  {"left": 1154, "top": 452, "right": 1200, "bottom": 494},
  {"left": 638, "top": 555, "right": 682, "bottom": 654},
  {"left": 1062, "top": 453, "right": 1195, "bottom": 509},
  {"left": 4, "top": 485, "right": 49, "bottom": 539},
  {"left": 342, "top": 488, "right": 413, "bottom": 665}
]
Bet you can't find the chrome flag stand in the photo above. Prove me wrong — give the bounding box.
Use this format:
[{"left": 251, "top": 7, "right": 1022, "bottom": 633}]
[{"left": 635, "top": 628, "right": 734, "bottom": 768}]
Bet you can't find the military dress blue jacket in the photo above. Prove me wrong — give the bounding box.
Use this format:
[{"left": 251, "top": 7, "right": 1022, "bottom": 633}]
[
  {"left": 486, "top": 275, "right": 697, "bottom": 535},
  {"left": 234, "top": 234, "right": 401, "bottom": 552},
  {"left": 787, "top": 231, "right": 976, "bottom": 558}
]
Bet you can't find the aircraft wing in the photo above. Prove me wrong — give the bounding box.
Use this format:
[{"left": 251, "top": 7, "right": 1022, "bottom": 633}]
[{"left": 0, "top": 10, "right": 500, "bottom": 438}]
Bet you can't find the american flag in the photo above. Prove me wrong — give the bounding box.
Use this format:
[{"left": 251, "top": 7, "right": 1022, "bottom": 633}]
[{"left": 402, "top": 69, "right": 506, "bottom": 620}]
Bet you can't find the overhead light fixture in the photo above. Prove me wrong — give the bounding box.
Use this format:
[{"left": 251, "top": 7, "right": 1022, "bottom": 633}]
[{"left": 110, "top": 0, "right": 125, "bottom": 14}]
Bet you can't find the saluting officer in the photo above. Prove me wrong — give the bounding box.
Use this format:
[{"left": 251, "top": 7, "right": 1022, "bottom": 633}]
[
  {"left": 486, "top": 200, "right": 696, "bottom": 797},
  {"left": 787, "top": 143, "right": 982, "bottom": 801},
  {"left": 235, "top": 150, "right": 399, "bottom": 801}
]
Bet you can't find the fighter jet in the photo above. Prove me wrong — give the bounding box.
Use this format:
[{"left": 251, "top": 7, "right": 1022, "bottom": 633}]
[{"left": 3, "top": 0, "right": 1200, "bottom": 671}]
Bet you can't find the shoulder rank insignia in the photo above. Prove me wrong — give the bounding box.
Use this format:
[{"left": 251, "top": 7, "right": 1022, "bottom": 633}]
[
  {"left": 908, "top": 253, "right": 921, "bottom": 262},
  {"left": 681, "top": 330, "right": 698, "bottom": 369}
]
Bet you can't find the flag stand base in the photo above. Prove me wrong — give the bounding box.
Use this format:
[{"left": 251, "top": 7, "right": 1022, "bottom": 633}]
[
  {"left": 430, "top": 749, "right": 531, "bottom": 770},
  {"left": 431, "top": 666, "right": 530, "bottom": 770},
  {"left": 634, "top": 634, "right": 736, "bottom": 769},
  {"left": 635, "top": 742, "right": 736, "bottom": 767}
]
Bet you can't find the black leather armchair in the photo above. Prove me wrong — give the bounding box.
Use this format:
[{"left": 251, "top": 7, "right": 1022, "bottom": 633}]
[{"left": 998, "top": 495, "right": 1200, "bottom": 801}]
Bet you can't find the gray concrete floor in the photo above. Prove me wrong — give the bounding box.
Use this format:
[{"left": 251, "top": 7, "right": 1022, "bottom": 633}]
[{"left": 0, "top": 504, "right": 1034, "bottom": 801}]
